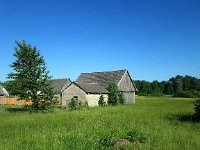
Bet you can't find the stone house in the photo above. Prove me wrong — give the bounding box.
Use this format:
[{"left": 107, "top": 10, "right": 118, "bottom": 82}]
[{"left": 61, "top": 69, "right": 137, "bottom": 107}]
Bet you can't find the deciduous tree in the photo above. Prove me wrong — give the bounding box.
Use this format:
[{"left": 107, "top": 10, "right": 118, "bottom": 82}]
[{"left": 7, "top": 40, "right": 54, "bottom": 111}]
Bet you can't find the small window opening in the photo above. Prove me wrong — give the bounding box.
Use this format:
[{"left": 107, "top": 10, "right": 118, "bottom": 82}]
[{"left": 73, "top": 96, "right": 78, "bottom": 100}]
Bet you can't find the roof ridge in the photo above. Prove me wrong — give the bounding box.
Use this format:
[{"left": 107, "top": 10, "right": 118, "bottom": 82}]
[
  {"left": 50, "top": 78, "right": 70, "bottom": 80},
  {"left": 80, "top": 69, "right": 127, "bottom": 74},
  {"left": 75, "top": 82, "right": 103, "bottom": 85}
]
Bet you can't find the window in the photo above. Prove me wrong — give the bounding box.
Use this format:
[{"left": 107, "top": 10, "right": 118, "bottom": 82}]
[{"left": 73, "top": 96, "right": 78, "bottom": 100}]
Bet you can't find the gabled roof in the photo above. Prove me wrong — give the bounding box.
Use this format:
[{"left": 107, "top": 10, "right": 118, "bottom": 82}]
[
  {"left": 75, "top": 82, "right": 109, "bottom": 94},
  {"left": 0, "top": 85, "right": 9, "bottom": 96},
  {"left": 50, "top": 78, "right": 71, "bottom": 93},
  {"left": 75, "top": 70, "right": 126, "bottom": 87}
]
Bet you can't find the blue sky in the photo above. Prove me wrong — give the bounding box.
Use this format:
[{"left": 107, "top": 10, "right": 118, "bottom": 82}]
[{"left": 0, "top": 0, "right": 200, "bottom": 82}]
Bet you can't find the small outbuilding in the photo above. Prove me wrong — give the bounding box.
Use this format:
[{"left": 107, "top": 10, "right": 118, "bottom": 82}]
[
  {"left": 61, "top": 69, "right": 137, "bottom": 107},
  {"left": 61, "top": 82, "right": 109, "bottom": 107}
]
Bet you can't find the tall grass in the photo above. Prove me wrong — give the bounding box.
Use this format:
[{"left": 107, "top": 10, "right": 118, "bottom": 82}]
[{"left": 0, "top": 97, "right": 200, "bottom": 150}]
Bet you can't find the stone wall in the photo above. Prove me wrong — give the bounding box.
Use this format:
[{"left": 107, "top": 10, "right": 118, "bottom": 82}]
[
  {"left": 122, "top": 92, "right": 135, "bottom": 104},
  {"left": 86, "top": 94, "right": 108, "bottom": 107},
  {"left": 61, "top": 83, "right": 87, "bottom": 107}
]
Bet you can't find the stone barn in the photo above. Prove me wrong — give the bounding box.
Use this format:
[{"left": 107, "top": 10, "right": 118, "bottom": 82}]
[
  {"left": 61, "top": 69, "right": 137, "bottom": 107},
  {"left": 61, "top": 82, "right": 109, "bottom": 107}
]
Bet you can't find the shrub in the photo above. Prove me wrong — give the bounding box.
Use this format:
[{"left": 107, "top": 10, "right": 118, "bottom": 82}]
[
  {"left": 78, "top": 101, "right": 83, "bottom": 110},
  {"left": 138, "top": 93, "right": 148, "bottom": 96},
  {"left": 194, "top": 100, "right": 200, "bottom": 118},
  {"left": 68, "top": 98, "right": 79, "bottom": 110},
  {"left": 175, "top": 90, "right": 200, "bottom": 98},
  {"left": 150, "top": 93, "right": 163, "bottom": 97},
  {"left": 107, "top": 83, "right": 124, "bottom": 105},
  {"left": 98, "top": 95, "right": 106, "bottom": 106},
  {"left": 52, "top": 96, "right": 60, "bottom": 104},
  {"left": 119, "top": 92, "right": 124, "bottom": 104}
]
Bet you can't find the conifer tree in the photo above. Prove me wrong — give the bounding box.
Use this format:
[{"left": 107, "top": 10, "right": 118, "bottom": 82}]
[
  {"left": 98, "top": 95, "right": 106, "bottom": 106},
  {"left": 107, "top": 83, "right": 124, "bottom": 105}
]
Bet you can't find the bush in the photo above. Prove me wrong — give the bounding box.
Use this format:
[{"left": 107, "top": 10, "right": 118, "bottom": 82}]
[
  {"left": 150, "top": 93, "right": 163, "bottom": 97},
  {"left": 175, "top": 90, "right": 200, "bottom": 98},
  {"left": 138, "top": 93, "right": 148, "bottom": 96},
  {"left": 119, "top": 92, "right": 124, "bottom": 104},
  {"left": 194, "top": 100, "right": 200, "bottom": 118},
  {"left": 68, "top": 98, "right": 79, "bottom": 110},
  {"left": 107, "top": 83, "right": 124, "bottom": 105},
  {"left": 52, "top": 96, "right": 60, "bottom": 104},
  {"left": 98, "top": 95, "right": 106, "bottom": 106}
]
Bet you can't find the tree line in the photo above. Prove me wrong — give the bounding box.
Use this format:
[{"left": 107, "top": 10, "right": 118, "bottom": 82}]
[{"left": 134, "top": 75, "right": 200, "bottom": 98}]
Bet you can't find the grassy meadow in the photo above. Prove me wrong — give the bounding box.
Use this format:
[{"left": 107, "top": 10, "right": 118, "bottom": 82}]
[{"left": 0, "top": 96, "right": 200, "bottom": 150}]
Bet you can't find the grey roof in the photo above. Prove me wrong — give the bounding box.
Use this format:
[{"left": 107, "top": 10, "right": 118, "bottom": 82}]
[
  {"left": 75, "top": 82, "right": 109, "bottom": 94},
  {"left": 75, "top": 70, "right": 126, "bottom": 87},
  {"left": 50, "top": 78, "right": 71, "bottom": 93},
  {"left": 0, "top": 85, "right": 9, "bottom": 96}
]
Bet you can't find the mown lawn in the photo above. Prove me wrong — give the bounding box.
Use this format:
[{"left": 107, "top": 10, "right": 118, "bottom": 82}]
[{"left": 0, "top": 96, "right": 200, "bottom": 150}]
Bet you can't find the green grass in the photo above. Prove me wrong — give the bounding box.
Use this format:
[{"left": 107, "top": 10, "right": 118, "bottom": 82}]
[{"left": 0, "top": 96, "right": 200, "bottom": 150}]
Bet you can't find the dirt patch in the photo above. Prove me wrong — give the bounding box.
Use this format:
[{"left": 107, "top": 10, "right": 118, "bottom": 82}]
[{"left": 114, "top": 138, "right": 132, "bottom": 147}]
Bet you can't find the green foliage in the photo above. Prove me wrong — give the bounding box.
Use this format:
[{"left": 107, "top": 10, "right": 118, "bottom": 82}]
[
  {"left": 7, "top": 40, "right": 54, "bottom": 111},
  {"left": 150, "top": 93, "right": 163, "bottom": 97},
  {"left": 175, "top": 90, "right": 200, "bottom": 98},
  {"left": 98, "top": 95, "right": 106, "bottom": 106},
  {"left": 135, "top": 75, "right": 200, "bottom": 97},
  {"left": 119, "top": 92, "right": 124, "bottom": 104},
  {"left": 193, "top": 100, "right": 200, "bottom": 118},
  {"left": 52, "top": 96, "right": 60, "bottom": 105},
  {"left": 135, "top": 80, "right": 152, "bottom": 94},
  {"left": 138, "top": 93, "right": 148, "bottom": 96},
  {"left": 107, "top": 83, "right": 124, "bottom": 105},
  {"left": 68, "top": 98, "right": 79, "bottom": 110},
  {"left": 151, "top": 80, "right": 162, "bottom": 94},
  {"left": 68, "top": 99, "right": 88, "bottom": 110},
  {"left": 78, "top": 101, "right": 89, "bottom": 110}
]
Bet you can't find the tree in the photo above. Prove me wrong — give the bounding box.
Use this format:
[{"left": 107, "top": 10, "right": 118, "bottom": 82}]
[
  {"left": 68, "top": 97, "right": 79, "bottom": 110},
  {"left": 193, "top": 100, "right": 200, "bottom": 119},
  {"left": 151, "top": 80, "right": 161, "bottom": 94},
  {"left": 119, "top": 92, "right": 124, "bottom": 104},
  {"left": 163, "top": 82, "right": 174, "bottom": 95},
  {"left": 174, "top": 75, "right": 183, "bottom": 94},
  {"left": 2, "top": 80, "right": 19, "bottom": 96},
  {"left": 98, "top": 95, "right": 106, "bottom": 106},
  {"left": 7, "top": 40, "right": 54, "bottom": 111},
  {"left": 134, "top": 80, "right": 152, "bottom": 95},
  {"left": 107, "top": 83, "right": 123, "bottom": 105}
]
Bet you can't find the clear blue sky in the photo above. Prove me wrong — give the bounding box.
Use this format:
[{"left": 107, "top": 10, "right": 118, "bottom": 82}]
[{"left": 1, "top": 0, "right": 200, "bottom": 82}]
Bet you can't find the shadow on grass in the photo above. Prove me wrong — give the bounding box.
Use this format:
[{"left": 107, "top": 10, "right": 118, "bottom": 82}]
[
  {"left": 5, "top": 107, "right": 27, "bottom": 113},
  {"left": 167, "top": 113, "right": 200, "bottom": 123}
]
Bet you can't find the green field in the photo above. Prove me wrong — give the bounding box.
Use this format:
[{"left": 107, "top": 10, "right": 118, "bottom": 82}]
[{"left": 0, "top": 96, "right": 200, "bottom": 150}]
